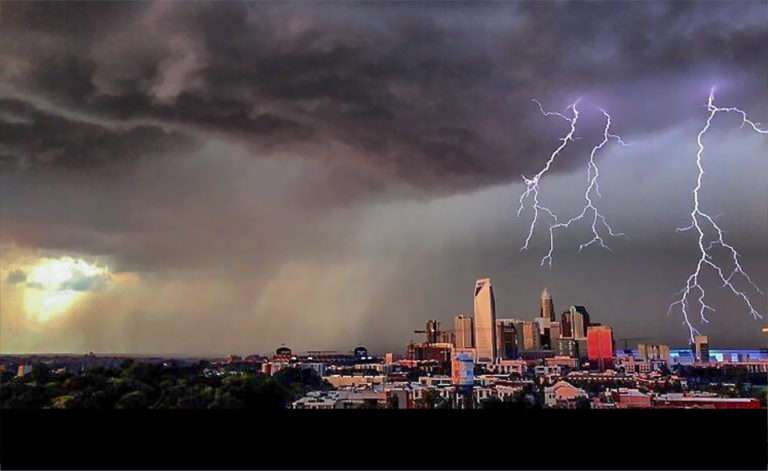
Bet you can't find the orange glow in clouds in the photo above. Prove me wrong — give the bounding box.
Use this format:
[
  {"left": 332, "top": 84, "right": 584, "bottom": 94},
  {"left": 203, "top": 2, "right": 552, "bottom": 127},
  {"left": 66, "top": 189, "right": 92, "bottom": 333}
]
[{"left": 22, "top": 257, "right": 110, "bottom": 323}]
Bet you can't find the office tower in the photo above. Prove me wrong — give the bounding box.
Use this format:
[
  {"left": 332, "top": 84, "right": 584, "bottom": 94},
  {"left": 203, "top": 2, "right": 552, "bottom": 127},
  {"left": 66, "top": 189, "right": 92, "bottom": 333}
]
[
  {"left": 557, "top": 337, "right": 579, "bottom": 358},
  {"left": 560, "top": 311, "right": 573, "bottom": 337},
  {"left": 540, "top": 288, "right": 555, "bottom": 322},
  {"left": 587, "top": 325, "right": 615, "bottom": 371},
  {"left": 637, "top": 344, "right": 670, "bottom": 363},
  {"left": 454, "top": 315, "right": 474, "bottom": 349},
  {"left": 440, "top": 331, "right": 456, "bottom": 345},
  {"left": 515, "top": 320, "right": 541, "bottom": 352},
  {"left": 569, "top": 305, "right": 592, "bottom": 339},
  {"left": 495, "top": 319, "right": 518, "bottom": 359},
  {"left": 473, "top": 278, "right": 497, "bottom": 362},
  {"left": 692, "top": 336, "right": 710, "bottom": 363},
  {"left": 548, "top": 322, "right": 561, "bottom": 349},
  {"left": 426, "top": 320, "right": 439, "bottom": 344},
  {"left": 534, "top": 317, "right": 549, "bottom": 334}
]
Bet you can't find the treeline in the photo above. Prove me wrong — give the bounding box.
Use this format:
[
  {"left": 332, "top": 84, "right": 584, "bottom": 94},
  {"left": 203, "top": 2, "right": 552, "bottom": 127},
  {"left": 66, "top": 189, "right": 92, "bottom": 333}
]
[{"left": 0, "top": 361, "right": 330, "bottom": 409}]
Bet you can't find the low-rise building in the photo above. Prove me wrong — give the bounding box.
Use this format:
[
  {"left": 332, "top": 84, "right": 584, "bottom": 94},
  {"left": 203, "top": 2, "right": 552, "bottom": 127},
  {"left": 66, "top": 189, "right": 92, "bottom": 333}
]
[
  {"left": 325, "top": 375, "right": 386, "bottom": 389},
  {"left": 544, "top": 381, "right": 588, "bottom": 408},
  {"left": 610, "top": 388, "right": 651, "bottom": 408}
]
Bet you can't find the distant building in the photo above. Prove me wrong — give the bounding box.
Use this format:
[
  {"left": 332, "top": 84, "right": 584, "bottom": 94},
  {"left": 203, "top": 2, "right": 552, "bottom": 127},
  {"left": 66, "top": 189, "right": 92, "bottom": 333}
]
[
  {"left": 692, "top": 336, "right": 710, "bottom": 363},
  {"left": 540, "top": 288, "right": 556, "bottom": 323},
  {"left": 557, "top": 337, "right": 579, "bottom": 358},
  {"left": 454, "top": 315, "right": 474, "bottom": 349},
  {"left": 17, "top": 364, "right": 33, "bottom": 378},
  {"left": 353, "top": 346, "right": 369, "bottom": 360},
  {"left": 569, "top": 305, "right": 591, "bottom": 338},
  {"left": 406, "top": 342, "right": 452, "bottom": 363},
  {"left": 325, "top": 375, "right": 385, "bottom": 389},
  {"left": 545, "top": 381, "right": 588, "bottom": 408},
  {"left": 545, "top": 356, "right": 579, "bottom": 369},
  {"left": 547, "top": 321, "right": 561, "bottom": 350},
  {"left": 473, "top": 278, "right": 497, "bottom": 362},
  {"left": 560, "top": 311, "right": 573, "bottom": 337},
  {"left": 653, "top": 394, "right": 761, "bottom": 409},
  {"left": 495, "top": 319, "right": 518, "bottom": 359},
  {"left": 490, "top": 359, "right": 527, "bottom": 375},
  {"left": 587, "top": 325, "right": 615, "bottom": 371},
  {"left": 637, "top": 344, "right": 670, "bottom": 363},
  {"left": 611, "top": 388, "right": 651, "bottom": 408},
  {"left": 515, "top": 320, "right": 541, "bottom": 352}
]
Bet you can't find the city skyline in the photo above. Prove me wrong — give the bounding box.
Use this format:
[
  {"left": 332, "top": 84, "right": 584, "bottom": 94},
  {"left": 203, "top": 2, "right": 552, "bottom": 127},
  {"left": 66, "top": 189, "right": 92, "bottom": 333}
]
[{"left": 1, "top": 1, "right": 766, "bottom": 355}]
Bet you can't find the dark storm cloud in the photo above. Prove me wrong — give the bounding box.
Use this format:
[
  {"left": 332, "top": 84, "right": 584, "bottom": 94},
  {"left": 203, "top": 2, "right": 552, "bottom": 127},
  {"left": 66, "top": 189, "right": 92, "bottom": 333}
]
[
  {"left": 1, "top": 1, "right": 766, "bottom": 354},
  {"left": 2, "top": 1, "right": 765, "bottom": 193},
  {"left": 4, "top": 269, "right": 26, "bottom": 284}
]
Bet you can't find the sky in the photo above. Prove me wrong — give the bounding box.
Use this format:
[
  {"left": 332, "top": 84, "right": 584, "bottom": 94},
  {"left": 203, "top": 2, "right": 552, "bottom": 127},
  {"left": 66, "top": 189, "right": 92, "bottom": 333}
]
[{"left": 1, "top": 1, "right": 766, "bottom": 355}]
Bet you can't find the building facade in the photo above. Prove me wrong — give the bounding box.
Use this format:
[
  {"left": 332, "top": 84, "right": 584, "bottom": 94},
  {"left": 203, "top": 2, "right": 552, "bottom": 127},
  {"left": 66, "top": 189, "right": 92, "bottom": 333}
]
[
  {"left": 473, "top": 278, "right": 497, "bottom": 362},
  {"left": 454, "top": 315, "right": 474, "bottom": 349},
  {"left": 587, "top": 325, "right": 615, "bottom": 371},
  {"left": 516, "top": 320, "right": 541, "bottom": 352},
  {"left": 495, "top": 319, "right": 518, "bottom": 359}
]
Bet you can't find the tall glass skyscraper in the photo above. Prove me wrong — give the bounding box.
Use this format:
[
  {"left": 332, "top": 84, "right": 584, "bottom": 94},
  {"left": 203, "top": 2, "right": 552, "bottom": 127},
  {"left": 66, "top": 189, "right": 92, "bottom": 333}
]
[{"left": 473, "top": 278, "right": 496, "bottom": 362}]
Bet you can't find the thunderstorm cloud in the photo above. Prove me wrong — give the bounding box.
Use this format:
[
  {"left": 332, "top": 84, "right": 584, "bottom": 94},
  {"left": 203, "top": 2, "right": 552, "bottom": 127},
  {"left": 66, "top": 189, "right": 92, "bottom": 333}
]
[{"left": 0, "top": 1, "right": 766, "bottom": 354}]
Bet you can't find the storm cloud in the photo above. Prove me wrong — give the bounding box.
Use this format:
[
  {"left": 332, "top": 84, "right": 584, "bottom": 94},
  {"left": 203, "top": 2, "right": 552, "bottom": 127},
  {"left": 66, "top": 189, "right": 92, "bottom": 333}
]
[{"left": 0, "top": 1, "right": 766, "bottom": 354}]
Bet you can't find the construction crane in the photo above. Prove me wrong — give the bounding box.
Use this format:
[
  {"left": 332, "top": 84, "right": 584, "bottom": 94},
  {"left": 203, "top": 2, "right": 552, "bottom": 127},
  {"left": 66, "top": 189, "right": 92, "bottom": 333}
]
[
  {"left": 414, "top": 320, "right": 441, "bottom": 344},
  {"left": 618, "top": 337, "right": 652, "bottom": 353}
]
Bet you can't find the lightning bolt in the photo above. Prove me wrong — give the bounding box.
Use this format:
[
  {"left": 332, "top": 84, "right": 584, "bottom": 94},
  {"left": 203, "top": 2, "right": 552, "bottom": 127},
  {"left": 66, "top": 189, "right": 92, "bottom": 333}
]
[
  {"left": 668, "top": 88, "right": 767, "bottom": 343},
  {"left": 518, "top": 99, "right": 628, "bottom": 267}
]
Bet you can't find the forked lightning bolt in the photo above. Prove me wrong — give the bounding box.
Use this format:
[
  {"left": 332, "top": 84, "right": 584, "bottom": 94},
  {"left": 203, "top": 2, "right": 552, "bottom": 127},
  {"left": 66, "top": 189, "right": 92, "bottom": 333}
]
[
  {"left": 668, "top": 88, "right": 766, "bottom": 342},
  {"left": 518, "top": 99, "right": 628, "bottom": 267}
]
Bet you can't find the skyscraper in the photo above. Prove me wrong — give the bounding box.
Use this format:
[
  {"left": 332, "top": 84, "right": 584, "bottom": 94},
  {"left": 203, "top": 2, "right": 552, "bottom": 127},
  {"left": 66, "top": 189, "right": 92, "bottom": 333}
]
[
  {"left": 692, "top": 336, "right": 710, "bottom": 363},
  {"left": 495, "top": 319, "right": 518, "bottom": 359},
  {"left": 473, "top": 278, "right": 496, "bottom": 362},
  {"left": 637, "top": 344, "right": 670, "bottom": 362},
  {"left": 587, "top": 325, "right": 614, "bottom": 371},
  {"left": 454, "top": 315, "right": 474, "bottom": 349},
  {"left": 515, "top": 320, "right": 541, "bottom": 352},
  {"left": 540, "top": 288, "right": 555, "bottom": 323},
  {"left": 569, "top": 305, "right": 591, "bottom": 339},
  {"left": 560, "top": 311, "right": 573, "bottom": 337},
  {"left": 548, "top": 321, "right": 561, "bottom": 350}
]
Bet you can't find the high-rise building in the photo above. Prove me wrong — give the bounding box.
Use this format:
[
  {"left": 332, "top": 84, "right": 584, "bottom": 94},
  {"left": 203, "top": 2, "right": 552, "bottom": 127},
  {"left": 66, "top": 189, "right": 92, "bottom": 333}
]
[
  {"left": 473, "top": 278, "right": 497, "bottom": 362},
  {"left": 425, "top": 320, "right": 440, "bottom": 344},
  {"left": 548, "top": 321, "right": 561, "bottom": 350},
  {"left": 495, "top": 319, "right": 518, "bottom": 359},
  {"left": 569, "top": 305, "right": 591, "bottom": 339},
  {"left": 454, "top": 315, "right": 474, "bottom": 349},
  {"left": 515, "top": 320, "right": 541, "bottom": 352},
  {"left": 637, "top": 344, "right": 670, "bottom": 363},
  {"left": 587, "top": 325, "right": 614, "bottom": 371},
  {"left": 540, "top": 288, "right": 555, "bottom": 323},
  {"left": 560, "top": 311, "right": 573, "bottom": 337},
  {"left": 692, "top": 336, "right": 710, "bottom": 363}
]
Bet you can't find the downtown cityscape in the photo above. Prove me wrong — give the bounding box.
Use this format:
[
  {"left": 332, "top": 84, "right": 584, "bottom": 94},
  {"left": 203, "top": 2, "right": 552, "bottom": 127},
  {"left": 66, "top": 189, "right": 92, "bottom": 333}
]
[{"left": 2, "top": 279, "right": 766, "bottom": 410}]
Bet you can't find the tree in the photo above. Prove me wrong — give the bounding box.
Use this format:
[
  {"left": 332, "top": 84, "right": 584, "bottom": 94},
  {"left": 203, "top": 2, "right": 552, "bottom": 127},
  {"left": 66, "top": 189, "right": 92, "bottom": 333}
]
[
  {"left": 574, "top": 397, "right": 591, "bottom": 409},
  {"left": 417, "top": 390, "right": 444, "bottom": 409},
  {"left": 116, "top": 390, "right": 149, "bottom": 409}
]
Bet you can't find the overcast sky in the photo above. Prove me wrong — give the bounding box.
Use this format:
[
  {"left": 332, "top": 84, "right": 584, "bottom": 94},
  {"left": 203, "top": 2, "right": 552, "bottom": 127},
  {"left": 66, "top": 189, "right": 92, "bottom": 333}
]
[{"left": 1, "top": 1, "right": 766, "bottom": 355}]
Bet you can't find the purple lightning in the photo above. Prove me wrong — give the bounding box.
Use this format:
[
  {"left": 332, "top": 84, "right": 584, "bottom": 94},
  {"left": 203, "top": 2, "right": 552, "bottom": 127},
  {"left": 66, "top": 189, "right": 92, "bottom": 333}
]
[
  {"left": 518, "top": 99, "right": 628, "bottom": 267},
  {"left": 668, "top": 88, "right": 767, "bottom": 342}
]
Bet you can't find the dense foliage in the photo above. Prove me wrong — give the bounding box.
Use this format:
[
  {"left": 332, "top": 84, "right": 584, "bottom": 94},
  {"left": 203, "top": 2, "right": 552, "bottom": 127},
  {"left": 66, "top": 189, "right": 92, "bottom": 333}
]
[{"left": 0, "top": 362, "right": 330, "bottom": 409}]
